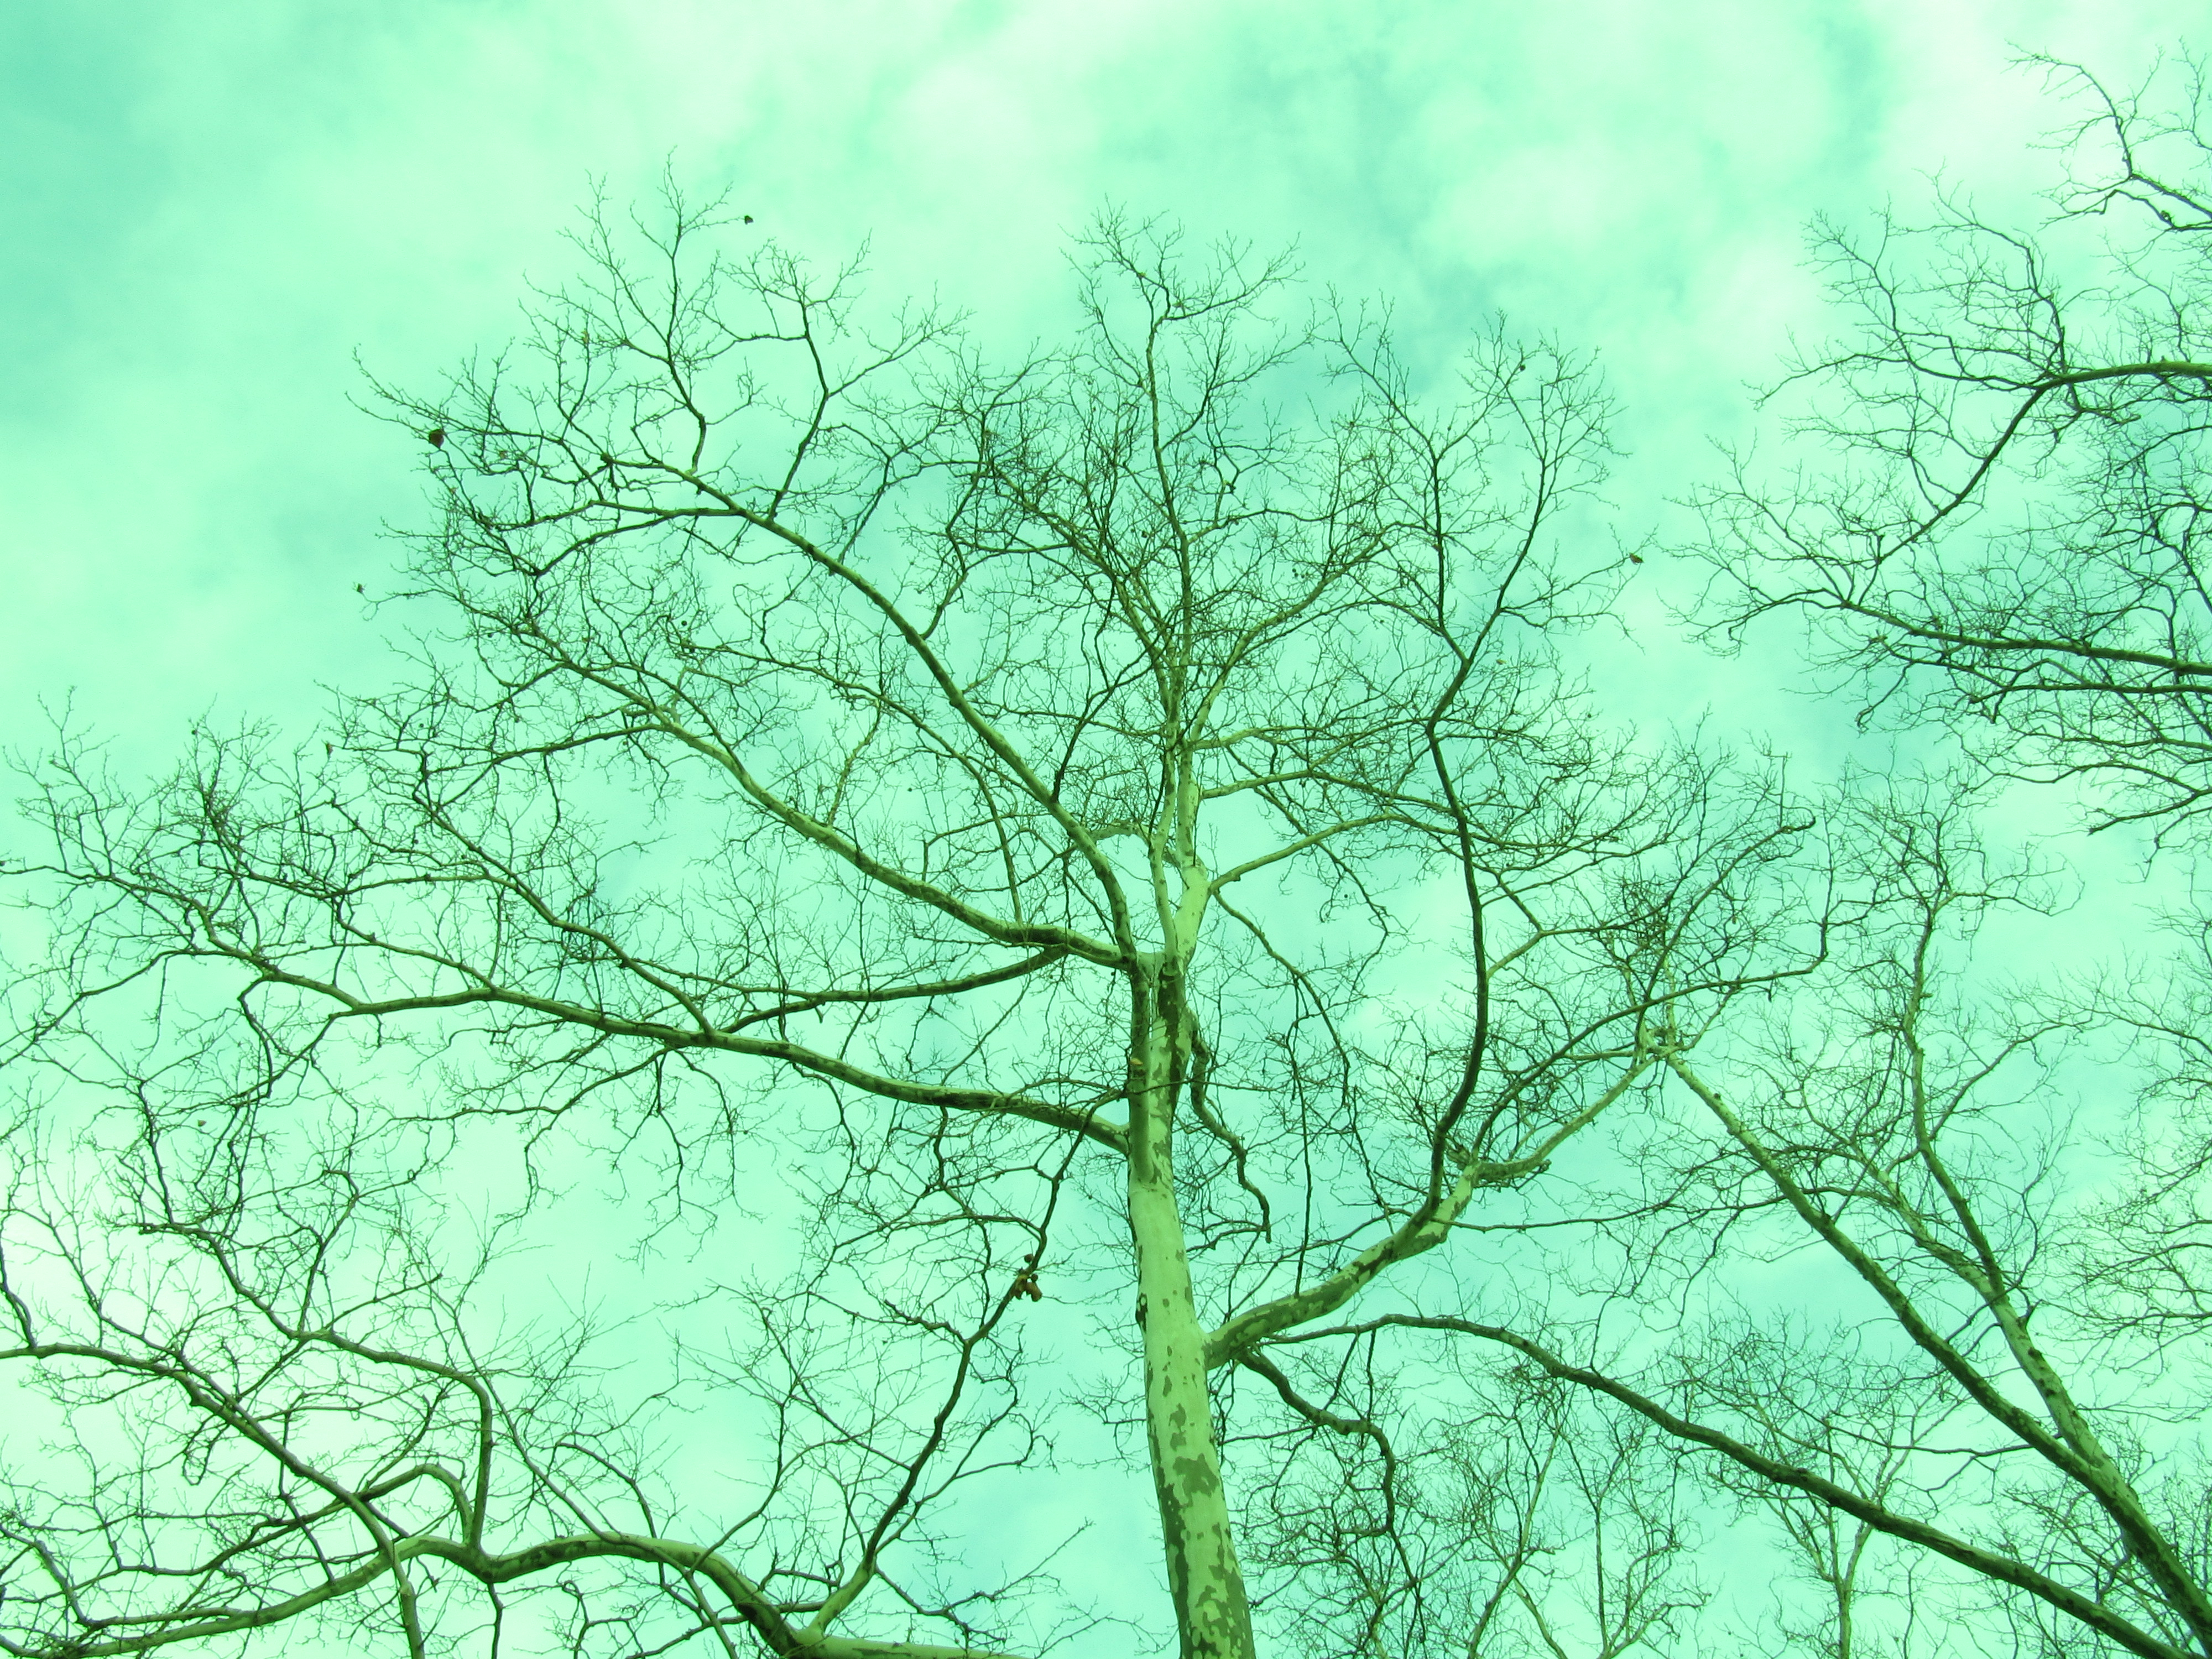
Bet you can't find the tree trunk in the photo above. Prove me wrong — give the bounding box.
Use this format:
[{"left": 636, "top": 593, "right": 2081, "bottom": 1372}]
[
  {"left": 1127, "top": 1003, "right": 1256, "bottom": 1659},
  {"left": 1129, "top": 1165, "right": 1254, "bottom": 1659}
]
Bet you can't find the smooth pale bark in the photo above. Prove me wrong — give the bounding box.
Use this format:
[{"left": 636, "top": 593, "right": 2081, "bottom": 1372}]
[{"left": 1126, "top": 968, "right": 1256, "bottom": 1659}]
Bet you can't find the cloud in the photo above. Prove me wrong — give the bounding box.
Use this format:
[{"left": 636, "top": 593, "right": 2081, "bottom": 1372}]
[{"left": 1, "top": 7, "right": 2201, "bottom": 1650}]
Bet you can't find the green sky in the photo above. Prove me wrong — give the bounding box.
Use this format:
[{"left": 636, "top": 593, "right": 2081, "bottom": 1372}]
[
  {"left": 1, "top": 4, "right": 2200, "bottom": 1648},
  {"left": 4, "top": 0, "right": 2194, "bottom": 771}
]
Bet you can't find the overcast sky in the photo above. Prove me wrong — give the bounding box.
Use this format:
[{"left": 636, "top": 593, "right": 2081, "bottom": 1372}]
[
  {"left": 1, "top": 6, "right": 2203, "bottom": 1650},
  {"left": 3, "top": 0, "right": 2198, "bottom": 776}
]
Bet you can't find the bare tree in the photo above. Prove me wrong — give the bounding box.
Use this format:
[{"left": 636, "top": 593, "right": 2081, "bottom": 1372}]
[
  {"left": 0, "top": 199, "right": 1806, "bottom": 1659},
  {"left": 1689, "top": 51, "right": 2212, "bottom": 838},
  {"left": 1677, "top": 1316, "right": 1941, "bottom": 1659},
  {"left": 1224, "top": 1338, "right": 1708, "bottom": 1659},
  {"left": 1258, "top": 52, "right": 2212, "bottom": 1659},
  {"left": 1233, "top": 773, "right": 2212, "bottom": 1659},
  {"left": 1380, "top": 783, "right": 2212, "bottom": 1659}
]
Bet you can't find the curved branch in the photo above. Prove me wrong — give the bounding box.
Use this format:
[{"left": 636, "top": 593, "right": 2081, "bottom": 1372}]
[{"left": 1277, "top": 1315, "right": 2195, "bottom": 1659}]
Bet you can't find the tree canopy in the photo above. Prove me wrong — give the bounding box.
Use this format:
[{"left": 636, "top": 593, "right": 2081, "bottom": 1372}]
[{"left": 9, "top": 49, "right": 2212, "bottom": 1659}]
